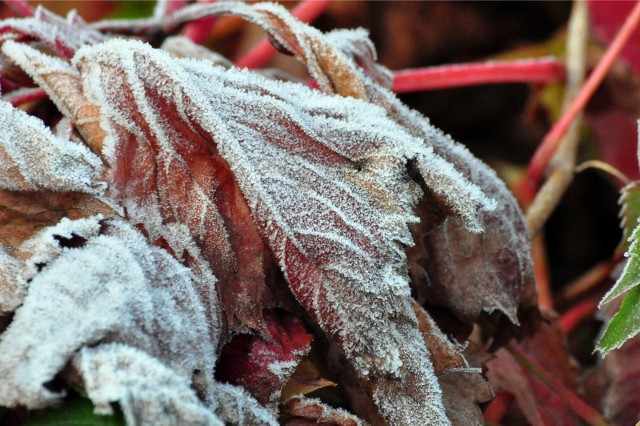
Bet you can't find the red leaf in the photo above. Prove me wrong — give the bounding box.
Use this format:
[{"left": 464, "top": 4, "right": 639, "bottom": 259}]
[
  {"left": 216, "top": 310, "right": 313, "bottom": 405},
  {"left": 589, "top": 0, "right": 640, "bottom": 75},
  {"left": 486, "top": 309, "right": 581, "bottom": 425}
]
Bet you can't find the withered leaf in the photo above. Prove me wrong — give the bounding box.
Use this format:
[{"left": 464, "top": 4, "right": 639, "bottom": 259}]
[
  {"left": 74, "top": 39, "right": 273, "bottom": 333},
  {"left": 75, "top": 344, "right": 279, "bottom": 426},
  {"left": 0, "top": 189, "right": 111, "bottom": 252},
  {"left": 280, "top": 357, "right": 337, "bottom": 402},
  {"left": 412, "top": 300, "right": 467, "bottom": 376},
  {"left": 75, "top": 344, "right": 226, "bottom": 426},
  {"left": 74, "top": 39, "right": 450, "bottom": 424},
  {"left": 279, "top": 397, "right": 365, "bottom": 426}
]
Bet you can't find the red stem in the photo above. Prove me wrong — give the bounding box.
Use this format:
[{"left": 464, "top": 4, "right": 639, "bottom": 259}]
[
  {"left": 528, "top": 0, "right": 640, "bottom": 187},
  {"left": 392, "top": 58, "right": 565, "bottom": 93},
  {"left": 560, "top": 298, "right": 598, "bottom": 334},
  {"left": 182, "top": 0, "right": 218, "bottom": 44},
  {"left": 506, "top": 344, "right": 610, "bottom": 426},
  {"left": 8, "top": 88, "right": 47, "bottom": 106},
  {"left": 235, "top": 0, "right": 333, "bottom": 69},
  {"left": 0, "top": 76, "right": 18, "bottom": 93},
  {"left": 4, "top": 0, "right": 35, "bottom": 17},
  {"left": 483, "top": 391, "right": 514, "bottom": 424}
]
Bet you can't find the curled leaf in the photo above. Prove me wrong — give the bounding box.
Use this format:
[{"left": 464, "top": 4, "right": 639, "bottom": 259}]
[{"left": 0, "top": 217, "right": 218, "bottom": 409}]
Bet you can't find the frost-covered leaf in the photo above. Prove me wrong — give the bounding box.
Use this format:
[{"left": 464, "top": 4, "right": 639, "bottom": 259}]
[
  {"left": 0, "top": 189, "right": 111, "bottom": 253},
  {"left": 74, "top": 40, "right": 273, "bottom": 333},
  {"left": 0, "top": 101, "right": 103, "bottom": 192},
  {"left": 0, "top": 6, "right": 105, "bottom": 59},
  {"left": 328, "top": 24, "right": 538, "bottom": 334},
  {"left": 74, "top": 39, "right": 450, "bottom": 424},
  {"left": 0, "top": 244, "right": 23, "bottom": 313},
  {"left": 0, "top": 189, "right": 108, "bottom": 315},
  {"left": 74, "top": 344, "right": 225, "bottom": 426},
  {"left": 279, "top": 397, "right": 364, "bottom": 426},
  {"left": 2, "top": 41, "right": 106, "bottom": 156},
  {"left": 161, "top": 35, "right": 232, "bottom": 68},
  {"left": 216, "top": 309, "right": 313, "bottom": 404},
  {"left": 0, "top": 217, "right": 218, "bottom": 409}
]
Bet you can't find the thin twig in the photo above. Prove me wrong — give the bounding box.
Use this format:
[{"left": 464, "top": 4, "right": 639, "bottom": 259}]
[
  {"left": 560, "top": 298, "right": 598, "bottom": 334},
  {"left": 235, "top": 0, "right": 332, "bottom": 69},
  {"left": 182, "top": 0, "right": 218, "bottom": 44},
  {"left": 483, "top": 391, "right": 514, "bottom": 424},
  {"left": 575, "top": 160, "right": 631, "bottom": 185},
  {"left": 4, "top": 0, "right": 35, "bottom": 17},
  {"left": 555, "top": 258, "right": 618, "bottom": 307},
  {"left": 526, "top": 0, "right": 588, "bottom": 236},
  {"left": 505, "top": 343, "right": 611, "bottom": 426},
  {"left": 391, "top": 58, "right": 565, "bottom": 93},
  {"left": 528, "top": 0, "right": 640, "bottom": 186},
  {"left": 5, "top": 87, "right": 47, "bottom": 106}
]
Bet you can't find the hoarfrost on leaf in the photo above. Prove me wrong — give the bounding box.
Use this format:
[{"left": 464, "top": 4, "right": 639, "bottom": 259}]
[
  {"left": 0, "top": 100, "right": 103, "bottom": 193},
  {"left": 0, "top": 6, "right": 105, "bottom": 58},
  {"left": 0, "top": 217, "right": 219, "bottom": 409},
  {"left": 73, "top": 39, "right": 450, "bottom": 424},
  {"left": 76, "top": 344, "right": 279, "bottom": 425}
]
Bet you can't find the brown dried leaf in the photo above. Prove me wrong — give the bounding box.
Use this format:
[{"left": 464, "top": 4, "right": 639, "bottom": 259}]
[
  {"left": 279, "top": 397, "right": 365, "bottom": 426},
  {"left": 280, "top": 357, "right": 337, "bottom": 402},
  {"left": 0, "top": 190, "right": 111, "bottom": 252},
  {"left": 439, "top": 342, "right": 493, "bottom": 426}
]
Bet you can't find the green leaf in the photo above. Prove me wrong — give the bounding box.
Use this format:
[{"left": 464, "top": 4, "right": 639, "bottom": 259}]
[
  {"left": 617, "top": 181, "right": 640, "bottom": 254},
  {"left": 597, "top": 285, "right": 640, "bottom": 356},
  {"left": 601, "top": 225, "right": 640, "bottom": 307},
  {"left": 27, "top": 398, "right": 125, "bottom": 426}
]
